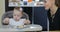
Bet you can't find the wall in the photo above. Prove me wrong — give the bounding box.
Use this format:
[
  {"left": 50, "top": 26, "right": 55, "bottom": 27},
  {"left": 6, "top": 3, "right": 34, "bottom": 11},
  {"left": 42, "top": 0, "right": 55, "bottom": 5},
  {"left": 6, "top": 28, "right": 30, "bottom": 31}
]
[{"left": 0, "top": 0, "right": 5, "bottom": 26}]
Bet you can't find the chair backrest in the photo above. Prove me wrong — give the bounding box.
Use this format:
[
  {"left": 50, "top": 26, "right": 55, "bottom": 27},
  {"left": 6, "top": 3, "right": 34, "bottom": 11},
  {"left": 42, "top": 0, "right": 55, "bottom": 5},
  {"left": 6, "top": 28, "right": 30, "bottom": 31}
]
[{"left": 2, "top": 11, "right": 29, "bottom": 25}]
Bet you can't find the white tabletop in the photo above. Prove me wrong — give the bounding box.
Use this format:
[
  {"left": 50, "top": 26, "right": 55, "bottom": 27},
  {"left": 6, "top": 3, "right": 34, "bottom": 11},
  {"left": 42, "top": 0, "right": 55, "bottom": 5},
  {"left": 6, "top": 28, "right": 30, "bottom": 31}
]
[{"left": 0, "top": 24, "right": 42, "bottom": 32}]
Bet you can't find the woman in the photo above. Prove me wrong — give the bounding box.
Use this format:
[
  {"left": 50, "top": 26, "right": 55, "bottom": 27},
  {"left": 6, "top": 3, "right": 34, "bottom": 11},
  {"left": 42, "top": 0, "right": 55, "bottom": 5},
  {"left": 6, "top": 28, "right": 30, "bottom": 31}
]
[{"left": 44, "top": 0, "right": 60, "bottom": 31}]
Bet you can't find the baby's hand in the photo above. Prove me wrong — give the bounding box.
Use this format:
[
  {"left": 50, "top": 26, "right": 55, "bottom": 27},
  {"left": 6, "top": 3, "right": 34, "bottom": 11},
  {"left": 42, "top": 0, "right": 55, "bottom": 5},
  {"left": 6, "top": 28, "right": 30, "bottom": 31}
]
[
  {"left": 3, "top": 18, "right": 9, "bottom": 24},
  {"left": 24, "top": 19, "right": 30, "bottom": 25}
]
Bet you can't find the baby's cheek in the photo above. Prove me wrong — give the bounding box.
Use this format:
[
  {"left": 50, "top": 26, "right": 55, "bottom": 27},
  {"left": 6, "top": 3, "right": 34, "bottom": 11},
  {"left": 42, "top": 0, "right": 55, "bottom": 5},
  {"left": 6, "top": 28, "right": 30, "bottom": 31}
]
[{"left": 17, "top": 17, "right": 20, "bottom": 20}]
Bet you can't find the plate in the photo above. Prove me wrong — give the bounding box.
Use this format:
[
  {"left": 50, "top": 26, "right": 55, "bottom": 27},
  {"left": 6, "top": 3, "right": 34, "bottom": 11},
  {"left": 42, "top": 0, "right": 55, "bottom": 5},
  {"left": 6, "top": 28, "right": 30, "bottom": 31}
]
[{"left": 16, "top": 25, "right": 30, "bottom": 29}]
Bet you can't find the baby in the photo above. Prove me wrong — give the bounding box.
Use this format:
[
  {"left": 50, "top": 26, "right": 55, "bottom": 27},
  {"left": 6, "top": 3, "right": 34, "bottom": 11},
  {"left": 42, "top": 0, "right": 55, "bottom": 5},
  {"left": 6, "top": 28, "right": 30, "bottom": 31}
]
[
  {"left": 9, "top": 9, "right": 25, "bottom": 27},
  {"left": 3, "top": 7, "right": 30, "bottom": 28}
]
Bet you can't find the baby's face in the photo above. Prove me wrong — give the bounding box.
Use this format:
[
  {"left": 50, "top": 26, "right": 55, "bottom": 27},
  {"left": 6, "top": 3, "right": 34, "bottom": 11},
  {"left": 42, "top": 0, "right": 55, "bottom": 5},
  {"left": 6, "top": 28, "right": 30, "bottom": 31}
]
[{"left": 13, "top": 11, "right": 22, "bottom": 21}]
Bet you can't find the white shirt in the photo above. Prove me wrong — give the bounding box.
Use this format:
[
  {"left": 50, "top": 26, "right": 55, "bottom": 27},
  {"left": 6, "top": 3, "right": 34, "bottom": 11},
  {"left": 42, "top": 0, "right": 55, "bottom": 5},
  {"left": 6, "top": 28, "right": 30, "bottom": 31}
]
[{"left": 9, "top": 18, "right": 26, "bottom": 26}]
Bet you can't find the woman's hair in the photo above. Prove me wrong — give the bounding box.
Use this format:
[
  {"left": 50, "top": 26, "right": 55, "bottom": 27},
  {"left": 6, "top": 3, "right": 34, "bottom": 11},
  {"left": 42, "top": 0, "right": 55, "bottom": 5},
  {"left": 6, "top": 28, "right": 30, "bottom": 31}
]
[{"left": 55, "top": 0, "right": 60, "bottom": 8}]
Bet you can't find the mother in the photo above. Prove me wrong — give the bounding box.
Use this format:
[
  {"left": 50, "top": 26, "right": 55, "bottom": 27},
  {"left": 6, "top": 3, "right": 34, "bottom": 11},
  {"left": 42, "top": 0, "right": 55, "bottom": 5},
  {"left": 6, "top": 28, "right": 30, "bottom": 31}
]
[{"left": 44, "top": 0, "right": 60, "bottom": 31}]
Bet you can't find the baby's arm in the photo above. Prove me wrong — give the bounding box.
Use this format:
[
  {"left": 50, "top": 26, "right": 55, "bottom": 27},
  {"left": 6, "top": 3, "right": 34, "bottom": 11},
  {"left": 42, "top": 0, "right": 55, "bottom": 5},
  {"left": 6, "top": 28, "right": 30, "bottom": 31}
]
[
  {"left": 3, "top": 18, "right": 9, "bottom": 24},
  {"left": 24, "top": 19, "right": 30, "bottom": 25}
]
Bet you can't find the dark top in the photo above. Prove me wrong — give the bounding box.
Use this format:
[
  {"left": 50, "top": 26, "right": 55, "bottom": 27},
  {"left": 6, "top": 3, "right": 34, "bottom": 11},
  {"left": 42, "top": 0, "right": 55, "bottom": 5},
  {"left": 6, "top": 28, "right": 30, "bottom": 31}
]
[{"left": 47, "top": 8, "right": 60, "bottom": 31}]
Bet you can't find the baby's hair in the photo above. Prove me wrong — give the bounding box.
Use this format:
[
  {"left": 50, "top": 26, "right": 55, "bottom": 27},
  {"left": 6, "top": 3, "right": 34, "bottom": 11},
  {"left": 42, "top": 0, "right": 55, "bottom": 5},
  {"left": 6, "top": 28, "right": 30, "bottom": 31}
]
[
  {"left": 13, "top": 7, "right": 23, "bottom": 14},
  {"left": 14, "top": 7, "right": 23, "bottom": 12}
]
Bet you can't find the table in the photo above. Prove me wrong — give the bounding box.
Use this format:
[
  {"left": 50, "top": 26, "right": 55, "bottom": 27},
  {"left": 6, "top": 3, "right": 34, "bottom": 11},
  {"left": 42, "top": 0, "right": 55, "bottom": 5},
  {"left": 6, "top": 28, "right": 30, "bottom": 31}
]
[
  {"left": 49, "top": 31, "right": 60, "bottom": 32},
  {"left": 0, "top": 24, "right": 42, "bottom": 32}
]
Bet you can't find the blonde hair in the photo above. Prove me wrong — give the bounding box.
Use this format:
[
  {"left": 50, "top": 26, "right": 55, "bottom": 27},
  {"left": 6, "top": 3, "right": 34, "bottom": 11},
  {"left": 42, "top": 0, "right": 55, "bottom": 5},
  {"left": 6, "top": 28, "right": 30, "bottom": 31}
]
[
  {"left": 13, "top": 7, "right": 23, "bottom": 14},
  {"left": 14, "top": 7, "right": 23, "bottom": 12}
]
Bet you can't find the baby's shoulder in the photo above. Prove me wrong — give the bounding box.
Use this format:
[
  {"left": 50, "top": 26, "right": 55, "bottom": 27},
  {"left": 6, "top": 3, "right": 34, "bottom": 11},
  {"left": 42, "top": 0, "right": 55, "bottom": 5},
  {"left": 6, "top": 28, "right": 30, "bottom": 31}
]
[
  {"left": 9, "top": 18, "right": 14, "bottom": 20},
  {"left": 20, "top": 19, "right": 26, "bottom": 20},
  {"left": 9, "top": 18, "right": 15, "bottom": 22}
]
